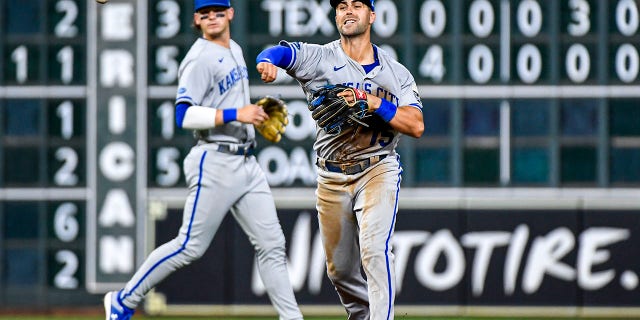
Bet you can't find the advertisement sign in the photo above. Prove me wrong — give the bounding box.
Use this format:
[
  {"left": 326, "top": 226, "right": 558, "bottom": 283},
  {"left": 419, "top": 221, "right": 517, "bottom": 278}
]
[{"left": 148, "top": 207, "right": 640, "bottom": 315}]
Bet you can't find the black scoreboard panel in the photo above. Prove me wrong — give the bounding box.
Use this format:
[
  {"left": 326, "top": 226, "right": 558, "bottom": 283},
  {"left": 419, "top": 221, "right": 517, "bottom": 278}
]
[
  {"left": 0, "top": 0, "right": 638, "bottom": 310},
  {"left": 400, "top": 0, "right": 640, "bottom": 187},
  {"left": 0, "top": 0, "right": 93, "bottom": 307},
  {"left": 237, "top": 0, "right": 640, "bottom": 188},
  {"left": 143, "top": 0, "right": 640, "bottom": 190}
]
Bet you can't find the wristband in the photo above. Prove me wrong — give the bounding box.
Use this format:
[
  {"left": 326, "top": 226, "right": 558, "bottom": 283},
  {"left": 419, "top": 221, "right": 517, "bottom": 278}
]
[
  {"left": 375, "top": 99, "right": 397, "bottom": 122},
  {"left": 222, "top": 109, "right": 237, "bottom": 123}
]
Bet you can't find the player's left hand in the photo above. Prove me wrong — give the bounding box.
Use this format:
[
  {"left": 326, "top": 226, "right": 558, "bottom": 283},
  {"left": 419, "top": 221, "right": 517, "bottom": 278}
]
[
  {"left": 254, "top": 96, "right": 289, "bottom": 143},
  {"left": 309, "top": 84, "right": 372, "bottom": 135}
]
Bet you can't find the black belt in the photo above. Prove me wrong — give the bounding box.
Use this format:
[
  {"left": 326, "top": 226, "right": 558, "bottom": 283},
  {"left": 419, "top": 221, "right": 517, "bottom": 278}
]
[
  {"left": 216, "top": 144, "right": 254, "bottom": 156},
  {"left": 317, "top": 155, "right": 387, "bottom": 175}
]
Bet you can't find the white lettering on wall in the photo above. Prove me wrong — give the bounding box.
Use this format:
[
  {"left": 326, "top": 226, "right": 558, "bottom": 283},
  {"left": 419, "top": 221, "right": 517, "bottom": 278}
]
[
  {"left": 100, "top": 50, "right": 135, "bottom": 87},
  {"left": 99, "top": 236, "right": 134, "bottom": 273},
  {"left": 261, "top": 0, "right": 334, "bottom": 36},
  {"left": 252, "top": 213, "right": 636, "bottom": 296},
  {"left": 98, "top": 189, "right": 135, "bottom": 227},
  {"left": 101, "top": 4, "right": 134, "bottom": 40}
]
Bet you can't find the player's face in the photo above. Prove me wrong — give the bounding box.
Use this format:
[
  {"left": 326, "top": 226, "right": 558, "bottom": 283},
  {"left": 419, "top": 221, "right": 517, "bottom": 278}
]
[
  {"left": 194, "top": 6, "right": 233, "bottom": 40},
  {"left": 334, "top": 0, "right": 374, "bottom": 37}
]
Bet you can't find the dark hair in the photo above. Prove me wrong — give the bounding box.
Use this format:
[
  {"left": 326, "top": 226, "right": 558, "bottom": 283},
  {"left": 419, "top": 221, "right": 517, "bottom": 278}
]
[{"left": 330, "top": 0, "right": 375, "bottom": 11}]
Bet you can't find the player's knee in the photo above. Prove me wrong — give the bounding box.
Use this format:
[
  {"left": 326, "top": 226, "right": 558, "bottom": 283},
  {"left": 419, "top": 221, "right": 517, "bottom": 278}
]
[
  {"left": 180, "top": 243, "right": 207, "bottom": 262},
  {"left": 254, "top": 233, "right": 286, "bottom": 255},
  {"left": 254, "top": 240, "right": 286, "bottom": 261},
  {"left": 360, "top": 249, "right": 390, "bottom": 274},
  {"left": 326, "top": 261, "right": 352, "bottom": 282}
]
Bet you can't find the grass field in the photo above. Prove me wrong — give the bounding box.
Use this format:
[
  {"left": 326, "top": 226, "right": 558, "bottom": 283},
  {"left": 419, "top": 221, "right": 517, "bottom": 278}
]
[
  {"left": 0, "top": 317, "right": 621, "bottom": 320},
  {"left": 0, "top": 318, "right": 592, "bottom": 320}
]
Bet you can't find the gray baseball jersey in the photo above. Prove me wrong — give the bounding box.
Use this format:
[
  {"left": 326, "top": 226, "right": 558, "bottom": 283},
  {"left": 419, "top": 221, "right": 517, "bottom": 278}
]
[
  {"left": 176, "top": 38, "right": 254, "bottom": 143},
  {"left": 117, "top": 38, "right": 303, "bottom": 320},
  {"left": 282, "top": 40, "right": 422, "bottom": 162},
  {"left": 279, "top": 39, "right": 422, "bottom": 320}
]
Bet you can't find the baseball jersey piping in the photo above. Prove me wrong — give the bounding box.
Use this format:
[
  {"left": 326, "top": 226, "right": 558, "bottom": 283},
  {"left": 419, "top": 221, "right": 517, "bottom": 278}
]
[
  {"left": 287, "top": 45, "right": 296, "bottom": 69},
  {"left": 121, "top": 151, "right": 207, "bottom": 302},
  {"left": 384, "top": 155, "right": 402, "bottom": 320}
]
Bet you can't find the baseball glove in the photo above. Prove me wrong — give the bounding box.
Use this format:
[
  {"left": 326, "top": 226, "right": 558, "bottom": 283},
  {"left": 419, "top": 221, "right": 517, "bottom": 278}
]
[
  {"left": 309, "top": 84, "right": 370, "bottom": 135},
  {"left": 255, "top": 96, "right": 289, "bottom": 143}
]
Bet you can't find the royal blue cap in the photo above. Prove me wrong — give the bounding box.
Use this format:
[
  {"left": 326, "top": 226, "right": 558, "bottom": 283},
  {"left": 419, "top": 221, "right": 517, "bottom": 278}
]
[
  {"left": 194, "top": 0, "right": 231, "bottom": 12},
  {"left": 330, "top": 0, "right": 375, "bottom": 11}
]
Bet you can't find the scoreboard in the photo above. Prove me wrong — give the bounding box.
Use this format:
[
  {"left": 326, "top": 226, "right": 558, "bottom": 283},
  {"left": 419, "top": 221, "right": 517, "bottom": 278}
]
[
  {"left": 244, "top": 0, "right": 640, "bottom": 188},
  {"left": 0, "top": 0, "right": 638, "bottom": 310}
]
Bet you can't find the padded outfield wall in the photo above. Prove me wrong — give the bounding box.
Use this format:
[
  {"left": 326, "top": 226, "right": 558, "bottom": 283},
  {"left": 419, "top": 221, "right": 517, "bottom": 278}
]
[{"left": 143, "top": 188, "right": 640, "bottom": 318}]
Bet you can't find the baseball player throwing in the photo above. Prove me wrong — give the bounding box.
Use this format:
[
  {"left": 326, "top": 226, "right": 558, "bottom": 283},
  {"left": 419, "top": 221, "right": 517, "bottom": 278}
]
[
  {"left": 103, "top": 1, "right": 303, "bottom": 319},
  {"left": 256, "top": 1, "right": 424, "bottom": 319}
]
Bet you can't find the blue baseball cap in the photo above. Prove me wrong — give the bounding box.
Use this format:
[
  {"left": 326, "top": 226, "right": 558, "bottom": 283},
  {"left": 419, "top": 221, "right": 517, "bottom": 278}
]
[
  {"left": 194, "top": 0, "right": 231, "bottom": 12},
  {"left": 330, "top": 0, "right": 375, "bottom": 11}
]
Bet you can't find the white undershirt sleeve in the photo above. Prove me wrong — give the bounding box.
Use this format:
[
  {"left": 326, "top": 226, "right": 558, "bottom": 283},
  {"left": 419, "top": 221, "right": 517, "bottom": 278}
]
[{"left": 181, "top": 106, "right": 217, "bottom": 129}]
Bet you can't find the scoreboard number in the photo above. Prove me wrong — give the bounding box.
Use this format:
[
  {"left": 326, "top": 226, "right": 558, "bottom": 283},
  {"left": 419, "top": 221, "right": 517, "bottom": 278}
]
[
  {"left": 54, "top": 250, "right": 80, "bottom": 289},
  {"left": 468, "top": 0, "right": 495, "bottom": 38},
  {"left": 565, "top": 43, "right": 590, "bottom": 83},
  {"left": 54, "top": 203, "right": 80, "bottom": 243},
  {"left": 155, "top": 46, "right": 180, "bottom": 84},
  {"left": 420, "top": 45, "right": 445, "bottom": 82},
  {"left": 155, "top": 147, "right": 181, "bottom": 187},
  {"left": 56, "top": 100, "right": 75, "bottom": 140},
  {"left": 157, "top": 101, "right": 176, "bottom": 139},
  {"left": 10, "top": 45, "right": 29, "bottom": 83},
  {"left": 54, "top": 147, "right": 80, "bottom": 186},
  {"left": 517, "top": 44, "right": 542, "bottom": 84},
  {"left": 57, "top": 46, "right": 75, "bottom": 84},
  {"left": 156, "top": 0, "right": 181, "bottom": 39},
  {"left": 616, "top": 0, "right": 639, "bottom": 36},
  {"left": 616, "top": 44, "right": 639, "bottom": 83},
  {"left": 55, "top": 0, "right": 80, "bottom": 38},
  {"left": 420, "top": 0, "right": 446, "bottom": 37},
  {"left": 568, "top": 0, "right": 590, "bottom": 36},
  {"left": 468, "top": 45, "right": 494, "bottom": 84},
  {"left": 517, "top": 0, "right": 543, "bottom": 37}
]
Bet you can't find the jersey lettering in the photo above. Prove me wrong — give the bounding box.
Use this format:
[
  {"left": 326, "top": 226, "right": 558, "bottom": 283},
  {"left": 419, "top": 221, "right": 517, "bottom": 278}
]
[
  {"left": 341, "top": 81, "right": 400, "bottom": 106},
  {"left": 375, "top": 87, "right": 399, "bottom": 106},
  {"left": 218, "top": 65, "right": 248, "bottom": 95}
]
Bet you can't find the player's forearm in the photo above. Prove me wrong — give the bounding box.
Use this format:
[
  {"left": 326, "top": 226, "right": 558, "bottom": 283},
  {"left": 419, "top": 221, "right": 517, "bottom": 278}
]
[
  {"left": 256, "top": 45, "right": 293, "bottom": 68},
  {"left": 177, "top": 105, "right": 223, "bottom": 129},
  {"left": 367, "top": 97, "right": 424, "bottom": 138},
  {"left": 387, "top": 106, "right": 424, "bottom": 138}
]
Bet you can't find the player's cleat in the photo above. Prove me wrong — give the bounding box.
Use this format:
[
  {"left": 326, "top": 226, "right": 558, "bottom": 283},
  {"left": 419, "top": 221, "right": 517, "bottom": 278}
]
[{"left": 104, "top": 290, "right": 135, "bottom": 320}]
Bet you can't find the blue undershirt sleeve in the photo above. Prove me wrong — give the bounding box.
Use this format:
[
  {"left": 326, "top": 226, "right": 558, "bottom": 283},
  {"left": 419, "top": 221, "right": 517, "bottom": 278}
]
[
  {"left": 256, "top": 45, "right": 293, "bottom": 69},
  {"left": 175, "top": 102, "right": 190, "bottom": 129}
]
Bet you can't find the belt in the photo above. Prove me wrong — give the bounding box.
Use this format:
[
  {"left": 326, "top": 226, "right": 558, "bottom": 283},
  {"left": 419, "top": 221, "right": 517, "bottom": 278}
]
[
  {"left": 216, "top": 144, "right": 254, "bottom": 156},
  {"left": 316, "top": 155, "right": 387, "bottom": 175}
]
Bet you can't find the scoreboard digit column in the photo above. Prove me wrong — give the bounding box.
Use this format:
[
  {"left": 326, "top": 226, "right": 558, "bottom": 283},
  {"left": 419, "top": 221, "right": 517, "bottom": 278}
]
[
  {"left": 0, "top": 0, "right": 89, "bottom": 305},
  {"left": 87, "top": 0, "right": 143, "bottom": 292},
  {"left": 607, "top": 0, "right": 640, "bottom": 185},
  {"left": 146, "top": 0, "right": 195, "bottom": 191}
]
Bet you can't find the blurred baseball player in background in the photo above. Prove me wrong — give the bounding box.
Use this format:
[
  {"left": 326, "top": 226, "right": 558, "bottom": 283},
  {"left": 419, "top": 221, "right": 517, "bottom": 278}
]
[
  {"left": 103, "top": 0, "right": 303, "bottom": 319},
  {"left": 256, "top": 0, "right": 424, "bottom": 319}
]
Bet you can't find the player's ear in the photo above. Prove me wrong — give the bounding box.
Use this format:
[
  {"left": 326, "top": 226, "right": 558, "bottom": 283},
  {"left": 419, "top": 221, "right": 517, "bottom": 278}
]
[
  {"left": 369, "top": 10, "right": 376, "bottom": 25},
  {"left": 227, "top": 7, "right": 235, "bottom": 21},
  {"left": 193, "top": 13, "right": 202, "bottom": 29}
]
